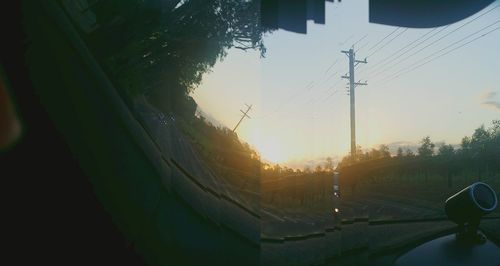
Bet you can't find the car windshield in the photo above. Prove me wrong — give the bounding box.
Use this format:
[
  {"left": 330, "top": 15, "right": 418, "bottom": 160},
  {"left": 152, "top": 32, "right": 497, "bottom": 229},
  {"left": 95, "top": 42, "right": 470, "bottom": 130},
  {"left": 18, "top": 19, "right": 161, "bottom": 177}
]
[{"left": 60, "top": 0, "right": 500, "bottom": 264}]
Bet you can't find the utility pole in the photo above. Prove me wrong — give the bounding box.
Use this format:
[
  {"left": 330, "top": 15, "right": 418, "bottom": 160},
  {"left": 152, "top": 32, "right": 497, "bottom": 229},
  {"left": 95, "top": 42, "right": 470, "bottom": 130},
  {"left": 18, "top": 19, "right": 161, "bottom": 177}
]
[
  {"left": 341, "top": 48, "right": 367, "bottom": 158},
  {"left": 233, "top": 104, "right": 252, "bottom": 132}
]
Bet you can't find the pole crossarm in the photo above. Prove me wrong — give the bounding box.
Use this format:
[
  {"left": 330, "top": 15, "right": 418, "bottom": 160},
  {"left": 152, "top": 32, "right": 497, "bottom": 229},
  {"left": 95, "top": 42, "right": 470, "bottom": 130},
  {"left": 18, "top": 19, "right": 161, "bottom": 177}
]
[
  {"left": 233, "top": 104, "right": 252, "bottom": 132},
  {"left": 355, "top": 58, "right": 367, "bottom": 67},
  {"left": 240, "top": 109, "right": 251, "bottom": 119},
  {"left": 354, "top": 81, "right": 368, "bottom": 86}
]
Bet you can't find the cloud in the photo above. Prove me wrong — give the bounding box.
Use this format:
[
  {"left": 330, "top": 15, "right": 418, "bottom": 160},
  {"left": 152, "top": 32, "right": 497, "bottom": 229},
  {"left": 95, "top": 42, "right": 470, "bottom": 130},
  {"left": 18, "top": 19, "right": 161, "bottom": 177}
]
[
  {"left": 482, "top": 101, "right": 500, "bottom": 110},
  {"left": 386, "top": 141, "right": 415, "bottom": 146},
  {"left": 480, "top": 91, "right": 500, "bottom": 111},
  {"left": 480, "top": 91, "right": 496, "bottom": 101}
]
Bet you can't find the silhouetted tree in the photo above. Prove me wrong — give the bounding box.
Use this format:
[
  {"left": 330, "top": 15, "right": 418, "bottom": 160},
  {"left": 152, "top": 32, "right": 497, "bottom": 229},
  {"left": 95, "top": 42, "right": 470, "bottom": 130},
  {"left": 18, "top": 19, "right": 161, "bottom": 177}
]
[
  {"left": 273, "top": 164, "right": 282, "bottom": 174},
  {"left": 336, "top": 120, "right": 500, "bottom": 188},
  {"left": 325, "top": 157, "right": 334, "bottom": 172},
  {"left": 304, "top": 166, "right": 311, "bottom": 174},
  {"left": 315, "top": 165, "right": 323, "bottom": 173},
  {"left": 438, "top": 143, "right": 455, "bottom": 157},
  {"left": 405, "top": 148, "right": 415, "bottom": 157},
  {"left": 418, "top": 136, "right": 435, "bottom": 157},
  {"left": 397, "top": 147, "right": 404, "bottom": 157},
  {"left": 90, "top": 0, "right": 269, "bottom": 112},
  {"left": 368, "top": 148, "right": 381, "bottom": 160},
  {"left": 379, "top": 144, "right": 391, "bottom": 158}
]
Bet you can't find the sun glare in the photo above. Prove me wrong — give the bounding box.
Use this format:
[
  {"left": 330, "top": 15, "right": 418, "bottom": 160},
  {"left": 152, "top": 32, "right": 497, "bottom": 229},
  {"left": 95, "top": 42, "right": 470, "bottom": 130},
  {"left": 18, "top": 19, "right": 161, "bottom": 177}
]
[{"left": 253, "top": 137, "right": 289, "bottom": 164}]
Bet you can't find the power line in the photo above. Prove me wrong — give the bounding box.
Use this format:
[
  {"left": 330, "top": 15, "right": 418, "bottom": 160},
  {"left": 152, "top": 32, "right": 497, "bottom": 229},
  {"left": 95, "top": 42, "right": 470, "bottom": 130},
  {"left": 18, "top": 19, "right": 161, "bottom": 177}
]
[
  {"left": 324, "top": 70, "right": 339, "bottom": 83},
  {"left": 303, "top": 78, "right": 344, "bottom": 107},
  {"left": 339, "top": 34, "right": 355, "bottom": 46},
  {"left": 370, "top": 4, "right": 500, "bottom": 79},
  {"left": 254, "top": 52, "right": 351, "bottom": 123},
  {"left": 257, "top": 73, "right": 327, "bottom": 118},
  {"left": 322, "top": 88, "right": 340, "bottom": 102},
  {"left": 256, "top": 54, "right": 342, "bottom": 120},
  {"left": 256, "top": 13, "right": 472, "bottom": 121},
  {"left": 280, "top": 83, "right": 344, "bottom": 122},
  {"left": 366, "top": 27, "right": 400, "bottom": 53},
  {"left": 380, "top": 21, "right": 500, "bottom": 84},
  {"left": 367, "top": 25, "right": 451, "bottom": 78},
  {"left": 265, "top": 70, "right": 347, "bottom": 123},
  {"left": 305, "top": 81, "right": 314, "bottom": 89},
  {"left": 362, "top": 27, "right": 438, "bottom": 73},
  {"left": 379, "top": 19, "right": 500, "bottom": 84},
  {"left": 352, "top": 34, "right": 368, "bottom": 48},
  {"left": 366, "top": 28, "right": 408, "bottom": 59},
  {"left": 256, "top": 29, "right": 367, "bottom": 120},
  {"left": 355, "top": 39, "right": 370, "bottom": 53},
  {"left": 324, "top": 59, "right": 338, "bottom": 74},
  {"left": 270, "top": 76, "right": 343, "bottom": 122}
]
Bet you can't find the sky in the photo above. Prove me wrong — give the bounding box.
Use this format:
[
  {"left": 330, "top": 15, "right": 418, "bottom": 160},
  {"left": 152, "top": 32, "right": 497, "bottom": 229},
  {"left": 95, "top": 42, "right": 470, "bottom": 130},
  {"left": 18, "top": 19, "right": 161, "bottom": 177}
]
[{"left": 191, "top": 0, "right": 500, "bottom": 168}]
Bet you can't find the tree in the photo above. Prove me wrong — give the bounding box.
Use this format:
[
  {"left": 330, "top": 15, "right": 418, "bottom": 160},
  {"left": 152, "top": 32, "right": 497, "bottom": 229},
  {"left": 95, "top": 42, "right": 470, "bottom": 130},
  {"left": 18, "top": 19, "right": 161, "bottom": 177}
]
[
  {"left": 368, "top": 148, "right": 381, "bottom": 160},
  {"left": 379, "top": 144, "right": 391, "bottom": 158},
  {"left": 458, "top": 136, "right": 472, "bottom": 164},
  {"left": 490, "top": 120, "right": 500, "bottom": 137},
  {"left": 460, "top": 136, "right": 471, "bottom": 153},
  {"left": 405, "top": 148, "right": 415, "bottom": 157},
  {"left": 487, "top": 120, "right": 500, "bottom": 172},
  {"left": 397, "top": 147, "right": 404, "bottom": 157},
  {"left": 273, "top": 164, "right": 282, "bottom": 174},
  {"left": 418, "top": 136, "right": 435, "bottom": 157},
  {"left": 304, "top": 166, "right": 311, "bottom": 174},
  {"left": 315, "top": 165, "right": 323, "bottom": 173},
  {"left": 91, "top": 0, "right": 270, "bottom": 112},
  {"left": 353, "top": 145, "right": 364, "bottom": 162},
  {"left": 470, "top": 125, "right": 490, "bottom": 157},
  {"left": 325, "top": 157, "right": 334, "bottom": 172},
  {"left": 438, "top": 143, "right": 455, "bottom": 157}
]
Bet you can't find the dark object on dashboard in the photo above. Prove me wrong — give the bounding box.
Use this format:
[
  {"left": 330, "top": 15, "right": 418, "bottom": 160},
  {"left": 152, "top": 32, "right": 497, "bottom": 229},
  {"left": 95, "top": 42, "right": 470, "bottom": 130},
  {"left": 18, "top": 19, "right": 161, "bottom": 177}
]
[
  {"left": 445, "top": 182, "right": 497, "bottom": 241},
  {"left": 395, "top": 182, "right": 499, "bottom": 265},
  {"left": 395, "top": 232, "right": 500, "bottom": 266}
]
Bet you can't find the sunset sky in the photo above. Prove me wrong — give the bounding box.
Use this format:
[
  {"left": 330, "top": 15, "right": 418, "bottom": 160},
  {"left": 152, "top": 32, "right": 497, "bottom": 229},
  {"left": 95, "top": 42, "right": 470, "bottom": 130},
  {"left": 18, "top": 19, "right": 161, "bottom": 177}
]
[{"left": 191, "top": 0, "right": 500, "bottom": 168}]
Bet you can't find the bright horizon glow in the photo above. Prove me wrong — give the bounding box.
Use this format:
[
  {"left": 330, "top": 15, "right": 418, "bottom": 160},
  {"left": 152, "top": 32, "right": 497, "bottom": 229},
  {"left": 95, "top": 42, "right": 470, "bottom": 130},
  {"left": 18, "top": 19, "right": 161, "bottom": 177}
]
[{"left": 192, "top": 0, "right": 500, "bottom": 168}]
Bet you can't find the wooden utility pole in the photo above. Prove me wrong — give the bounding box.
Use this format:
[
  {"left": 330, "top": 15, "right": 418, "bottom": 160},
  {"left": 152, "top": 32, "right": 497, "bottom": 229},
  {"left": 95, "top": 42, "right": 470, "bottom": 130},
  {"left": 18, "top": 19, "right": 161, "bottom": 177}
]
[{"left": 233, "top": 104, "right": 252, "bottom": 132}]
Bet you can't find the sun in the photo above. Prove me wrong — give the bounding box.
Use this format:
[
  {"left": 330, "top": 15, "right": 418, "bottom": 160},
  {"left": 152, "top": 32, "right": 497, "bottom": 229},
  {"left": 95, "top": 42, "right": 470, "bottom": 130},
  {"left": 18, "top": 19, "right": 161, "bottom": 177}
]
[
  {"left": 252, "top": 137, "right": 289, "bottom": 164},
  {"left": 240, "top": 126, "right": 296, "bottom": 164}
]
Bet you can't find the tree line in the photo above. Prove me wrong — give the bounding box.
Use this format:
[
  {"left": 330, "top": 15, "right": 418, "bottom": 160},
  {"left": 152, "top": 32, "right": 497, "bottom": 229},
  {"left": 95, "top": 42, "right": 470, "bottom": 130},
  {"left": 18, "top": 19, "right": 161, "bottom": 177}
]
[{"left": 337, "top": 120, "right": 500, "bottom": 187}]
